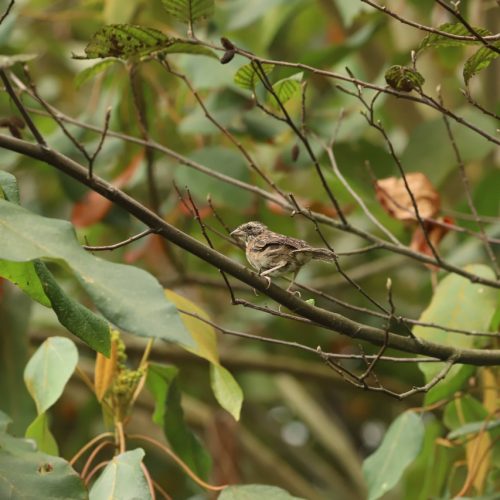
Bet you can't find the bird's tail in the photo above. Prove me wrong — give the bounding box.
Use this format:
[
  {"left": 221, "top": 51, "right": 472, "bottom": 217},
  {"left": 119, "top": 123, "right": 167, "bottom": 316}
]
[{"left": 292, "top": 247, "right": 336, "bottom": 262}]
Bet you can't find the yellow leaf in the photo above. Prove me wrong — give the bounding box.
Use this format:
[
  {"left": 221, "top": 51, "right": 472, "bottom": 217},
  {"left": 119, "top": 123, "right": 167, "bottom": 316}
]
[
  {"left": 94, "top": 333, "right": 118, "bottom": 401},
  {"left": 164, "top": 290, "right": 219, "bottom": 365}
]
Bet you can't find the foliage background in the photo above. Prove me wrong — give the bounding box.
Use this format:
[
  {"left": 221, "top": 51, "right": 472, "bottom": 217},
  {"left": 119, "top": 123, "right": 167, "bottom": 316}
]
[{"left": 0, "top": 0, "right": 499, "bottom": 498}]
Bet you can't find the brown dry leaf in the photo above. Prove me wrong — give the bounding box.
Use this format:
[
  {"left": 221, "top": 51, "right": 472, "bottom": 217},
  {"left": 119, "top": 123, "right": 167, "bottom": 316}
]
[
  {"left": 71, "top": 151, "right": 144, "bottom": 227},
  {"left": 376, "top": 173, "right": 440, "bottom": 221},
  {"left": 410, "top": 216, "right": 453, "bottom": 264},
  {"left": 94, "top": 335, "right": 118, "bottom": 402}
]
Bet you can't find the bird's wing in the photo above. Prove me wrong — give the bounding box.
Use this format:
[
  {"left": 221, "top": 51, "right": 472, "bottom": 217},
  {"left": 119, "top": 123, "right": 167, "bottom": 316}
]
[{"left": 253, "top": 233, "right": 309, "bottom": 252}]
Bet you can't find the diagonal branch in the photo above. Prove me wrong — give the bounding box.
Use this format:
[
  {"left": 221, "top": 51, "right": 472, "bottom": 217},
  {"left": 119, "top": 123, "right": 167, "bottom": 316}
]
[{"left": 1, "top": 132, "right": 500, "bottom": 366}]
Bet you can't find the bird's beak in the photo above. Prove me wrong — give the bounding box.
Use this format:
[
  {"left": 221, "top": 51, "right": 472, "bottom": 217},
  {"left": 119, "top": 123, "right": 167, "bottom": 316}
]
[{"left": 230, "top": 228, "right": 244, "bottom": 242}]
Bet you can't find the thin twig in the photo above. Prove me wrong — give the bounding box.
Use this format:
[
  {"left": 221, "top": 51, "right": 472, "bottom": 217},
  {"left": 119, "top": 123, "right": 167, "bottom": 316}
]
[
  {"left": 361, "top": 0, "right": 500, "bottom": 42},
  {"left": 177, "top": 307, "right": 440, "bottom": 363},
  {"left": 0, "top": 70, "right": 47, "bottom": 146},
  {"left": 434, "top": 0, "right": 500, "bottom": 55},
  {"left": 185, "top": 188, "right": 237, "bottom": 304},
  {"left": 440, "top": 93, "right": 500, "bottom": 277},
  {"left": 22, "top": 66, "right": 90, "bottom": 159},
  {"left": 0, "top": 0, "right": 15, "bottom": 25},
  {"left": 88, "top": 106, "right": 112, "bottom": 179},
  {"left": 160, "top": 58, "right": 288, "bottom": 200},
  {"left": 252, "top": 59, "right": 348, "bottom": 225},
  {"left": 70, "top": 432, "right": 115, "bottom": 466},
  {"left": 83, "top": 229, "right": 154, "bottom": 251},
  {"left": 127, "top": 434, "right": 227, "bottom": 492}
]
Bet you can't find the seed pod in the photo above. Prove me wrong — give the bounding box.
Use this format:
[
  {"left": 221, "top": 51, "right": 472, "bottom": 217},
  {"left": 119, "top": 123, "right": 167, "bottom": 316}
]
[
  {"left": 220, "top": 49, "right": 235, "bottom": 64},
  {"left": 291, "top": 143, "right": 300, "bottom": 162},
  {"left": 220, "top": 37, "right": 235, "bottom": 50}
]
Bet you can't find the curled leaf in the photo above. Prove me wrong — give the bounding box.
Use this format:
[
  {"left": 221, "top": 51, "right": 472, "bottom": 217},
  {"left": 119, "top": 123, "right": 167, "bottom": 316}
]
[
  {"left": 410, "top": 216, "right": 454, "bottom": 264},
  {"left": 375, "top": 173, "right": 440, "bottom": 222},
  {"left": 385, "top": 65, "right": 424, "bottom": 92}
]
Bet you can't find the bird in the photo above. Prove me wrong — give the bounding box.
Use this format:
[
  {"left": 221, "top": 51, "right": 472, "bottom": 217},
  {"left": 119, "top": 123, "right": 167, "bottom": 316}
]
[{"left": 230, "top": 221, "right": 336, "bottom": 290}]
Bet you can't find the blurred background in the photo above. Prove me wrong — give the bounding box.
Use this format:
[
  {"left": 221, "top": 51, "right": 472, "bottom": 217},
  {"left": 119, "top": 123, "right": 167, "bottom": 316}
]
[{"left": 0, "top": 0, "right": 499, "bottom": 498}]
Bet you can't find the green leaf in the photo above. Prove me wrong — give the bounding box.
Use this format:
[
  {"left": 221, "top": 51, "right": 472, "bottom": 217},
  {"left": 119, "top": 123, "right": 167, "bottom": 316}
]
[
  {"left": 34, "top": 261, "right": 111, "bottom": 356},
  {"left": 82, "top": 24, "right": 170, "bottom": 59},
  {"left": 443, "top": 395, "right": 488, "bottom": 431},
  {"left": 415, "top": 265, "right": 498, "bottom": 404},
  {"left": 146, "top": 363, "right": 211, "bottom": 479},
  {"left": 0, "top": 291, "right": 37, "bottom": 435},
  {"left": 89, "top": 448, "right": 152, "bottom": 500},
  {"left": 269, "top": 72, "right": 302, "bottom": 108},
  {"left": 0, "top": 170, "right": 20, "bottom": 204},
  {"left": 210, "top": 364, "right": 243, "bottom": 421},
  {"left": 447, "top": 419, "right": 500, "bottom": 440},
  {"left": 0, "top": 411, "right": 11, "bottom": 432},
  {"left": 402, "top": 419, "right": 452, "bottom": 500},
  {"left": 165, "top": 290, "right": 219, "bottom": 364},
  {"left": 0, "top": 420, "right": 86, "bottom": 499},
  {"left": 161, "top": 0, "right": 214, "bottom": 25},
  {"left": 75, "top": 58, "right": 123, "bottom": 88},
  {"left": 0, "top": 260, "right": 50, "bottom": 306},
  {"left": 463, "top": 43, "right": 500, "bottom": 84},
  {"left": 417, "top": 23, "right": 492, "bottom": 52},
  {"left": 24, "top": 337, "right": 78, "bottom": 414},
  {"left": 0, "top": 53, "right": 37, "bottom": 68},
  {"left": 219, "top": 484, "right": 304, "bottom": 499},
  {"left": 25, "top": 413, "right": 59, "bottom": 456},
  {"left": 0, "top": 199, "right": 195, "bottom": 349},
  {"left": 234, "top": 62, "right": 274, "bottom": 89},
  {"left": 363, "top": 411, "right": 424, "bottom": 500}
]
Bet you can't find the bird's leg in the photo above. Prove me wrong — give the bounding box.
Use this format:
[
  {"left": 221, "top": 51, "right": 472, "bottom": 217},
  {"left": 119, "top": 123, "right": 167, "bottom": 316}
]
[
  {"left": 286, "top": 270, "right": 301, "bottom": 298},
  {"left": 260, "top": 262, "right": 288, "bottom": 289}
]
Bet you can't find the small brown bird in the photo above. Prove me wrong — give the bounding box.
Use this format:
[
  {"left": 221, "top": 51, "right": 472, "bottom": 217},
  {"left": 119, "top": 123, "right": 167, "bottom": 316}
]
[{"left": 230, "top": 221, "right": 335, "bottom": 289}]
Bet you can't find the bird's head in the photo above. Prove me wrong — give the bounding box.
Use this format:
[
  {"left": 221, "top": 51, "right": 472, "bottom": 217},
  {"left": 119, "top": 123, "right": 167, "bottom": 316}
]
[{"left": 230, "top": 221, "right": 268, "bottom": 243}]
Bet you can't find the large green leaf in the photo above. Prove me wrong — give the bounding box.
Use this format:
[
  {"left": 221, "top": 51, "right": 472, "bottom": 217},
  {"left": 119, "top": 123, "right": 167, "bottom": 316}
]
[
  {"left": 417, "top": 23, "right": 491, "bottom": 52},
  {"left": 0, "top": 289, "right": 36, "bottom": 435},
  {"left": 89, "top": 448, "right": 151, "bottom": 500},
  {"left": 210, "top": 364, "right": 243, "bottom": 421},
  {"left": 34, "top": 261, "right": 111, "bottom": 355},
  {"left": 443, "top": 395, "right": 488, "bottom": 431},
  {"left": 402, "top": 419, "right": 452, "bottom": 500},
  {"left": 24, "top": 337, "right": 78, "bottom": 414},
  {"left": 463, "top": 43, "right": 500, "bottom": 84},
  {"left": 0, "top": 199, "right": 195, "bottom": 348},
  {"left": 363, "top": 411, "right": 425, "bottom": 500},
  {"left": 415, "top": 265, "right": 498, "bottom": 404},
  {"left": 160, "top": 0, "right": 214, "bottom": 25},
  {"left": 25, "top": 413, "right": 59, "bottom": 456},
  {"left": 0, "top": 259, "right": 50, "bottom": 306},
  {"left": 219, "top": 484, "right": 304, "bottom": 499},
  {"left": 0, "top": 412, "right": 86, "bottom": 499},
  {"left": 146, "top": 363, "right": 211, "bottom": 479}
]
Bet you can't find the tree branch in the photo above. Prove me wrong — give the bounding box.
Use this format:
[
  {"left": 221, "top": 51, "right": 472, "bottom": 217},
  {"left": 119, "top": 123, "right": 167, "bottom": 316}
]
[{"left": 1, "top": 132, "right": 499, "bottom": 366}]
